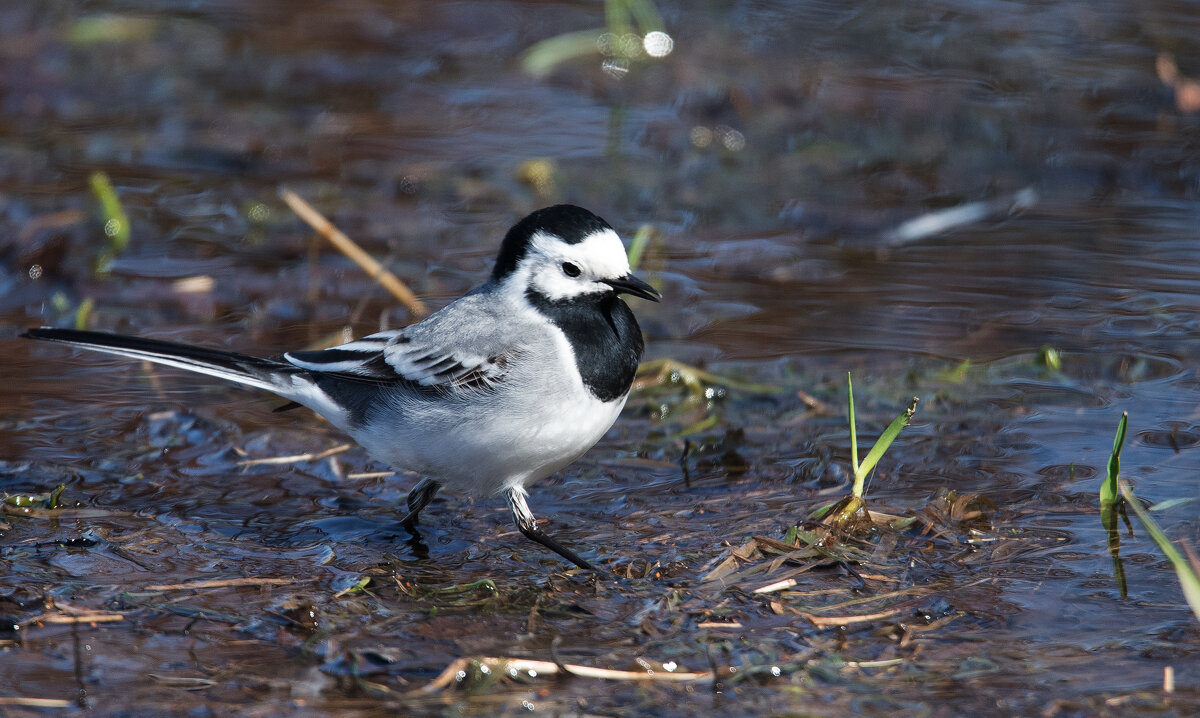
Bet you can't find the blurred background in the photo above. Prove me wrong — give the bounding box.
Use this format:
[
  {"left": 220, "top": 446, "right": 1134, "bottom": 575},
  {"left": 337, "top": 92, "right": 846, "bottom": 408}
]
[{"left": 3, "top": 1, "right": 1200, "bottom": 714}]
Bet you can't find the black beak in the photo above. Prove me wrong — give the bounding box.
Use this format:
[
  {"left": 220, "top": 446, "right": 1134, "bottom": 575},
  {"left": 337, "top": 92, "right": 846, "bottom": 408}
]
[{"left": 602, "top": 274, "right": 661, "bottom": 302}]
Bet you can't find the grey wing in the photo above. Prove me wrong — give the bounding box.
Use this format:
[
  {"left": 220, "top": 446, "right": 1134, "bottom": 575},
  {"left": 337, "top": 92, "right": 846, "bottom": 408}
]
[{"left": 283, "top": 295, "right": 515, "bottom": 390}]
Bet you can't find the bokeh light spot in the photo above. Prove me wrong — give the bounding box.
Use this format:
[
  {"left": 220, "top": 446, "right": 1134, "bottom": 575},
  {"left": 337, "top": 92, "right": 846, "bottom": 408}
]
[{"left": 643, "top": 31, "right": 674, "bottom": 58}]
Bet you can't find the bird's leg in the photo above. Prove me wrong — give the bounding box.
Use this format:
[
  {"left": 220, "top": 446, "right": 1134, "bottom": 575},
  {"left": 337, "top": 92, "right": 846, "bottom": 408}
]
[
  {"left": 399, "top": 478, "right": 441, "bottom": 528},
  {"left": 506, "top": 487, "right": 596, "bottom": 571}
]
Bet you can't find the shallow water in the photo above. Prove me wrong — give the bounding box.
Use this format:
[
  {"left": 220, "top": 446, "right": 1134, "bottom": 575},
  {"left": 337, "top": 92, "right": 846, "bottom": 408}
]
[{"left": 3, "top": 0, "right": 1200, "bottom": 714}]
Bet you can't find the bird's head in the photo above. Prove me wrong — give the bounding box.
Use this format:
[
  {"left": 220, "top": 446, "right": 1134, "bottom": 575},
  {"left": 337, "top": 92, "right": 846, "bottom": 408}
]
[{"left": 492, "top": 205, "right": 660, "bottom": 305}]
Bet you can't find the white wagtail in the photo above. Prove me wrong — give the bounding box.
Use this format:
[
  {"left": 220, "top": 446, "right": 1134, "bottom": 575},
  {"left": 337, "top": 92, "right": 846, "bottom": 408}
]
[{"left": 23, "top": 204, "right": 660, "bottom": 571}]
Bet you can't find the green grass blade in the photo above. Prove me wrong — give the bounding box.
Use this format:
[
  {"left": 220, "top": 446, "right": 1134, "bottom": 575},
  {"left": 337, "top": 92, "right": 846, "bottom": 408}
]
[
  {"left": 73, "top": 297, "right": 95, "bottom": 330},
  {"left": 854, "top": 397, "right": 918, "bottom": 492},
  {"left": 848, "top": 372, "right": 859, "bottom": 479},
  {"left": 48, "top": 483, "right": 66, "bottom": 510},
  {"left": 668, "top": 413, "right": 721, "bottom": 439},
  {"left": 626, "top": 223, "right": 654, "bottom": 271},
  {"left": 933, "top": 359, "right": 971, "bottom": 383},
  {"left": 521, "top": 29, "right": 604, "bottom": 78},
  {"left": 89, "top": 171, "right": 130, "bottom": 252},
  {"left": 89, "top": 171, "right": 131, "bottom": 274},
  {"left": 1149, "top": 497, "right": 1196, "bottom": 512},
  {"left": 1100, "top": 412, "right": 1127, "bottom": 507},
  {"left": 606, "top": 0, "right": 630, "bottom": 36},
  {"left": 1120, "top": 481, "right": 1200, "bottom": 623},
  {"left": 627, "top": 0, "right": 665, "bottom": 34},
  {"left": 845, "top": 373, "right": 916, "bottom": 498},
  {"left": 1038, "top": 345, "right": 1062, "bottom": 371}
]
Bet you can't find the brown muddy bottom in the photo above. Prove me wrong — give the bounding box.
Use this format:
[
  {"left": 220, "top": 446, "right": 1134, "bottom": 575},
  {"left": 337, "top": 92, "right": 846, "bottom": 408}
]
[{"left": 3, "top": 0, "right": 1200, "bottom": 715}]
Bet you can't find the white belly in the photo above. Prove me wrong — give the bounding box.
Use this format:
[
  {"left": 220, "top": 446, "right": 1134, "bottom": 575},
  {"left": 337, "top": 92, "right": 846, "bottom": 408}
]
[{"left": 350, "top": 374, "right": 628, "bottom": 498}]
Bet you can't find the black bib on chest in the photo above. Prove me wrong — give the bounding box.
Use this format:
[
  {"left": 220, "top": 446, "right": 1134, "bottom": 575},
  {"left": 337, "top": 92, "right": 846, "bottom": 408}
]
[{"left": 526, "top": 289, "right": 644, "bottom": 403}]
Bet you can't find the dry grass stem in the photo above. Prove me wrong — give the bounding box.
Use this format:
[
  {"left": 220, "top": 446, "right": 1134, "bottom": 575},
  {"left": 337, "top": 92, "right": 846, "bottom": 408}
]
[
  {"left": 237, "top": 443, "right": 353, "bottom": 466},
  {"left": 416, "top": 656, "right": 712, "bottom": 694},
  {"left": 845, "top": 658, "right": 906, "bottom": 669},
  {"left": 753, "top": 577, "right": 799, "bottom": 594},
  {"left": 171, "top": 275, "right": 215, "bottom": 293},
  {"left": 279, "top": 188, "right": 428, "bottom": 317},
  {"left": 347, "top": 471, "right": 395, "bottom": 480},
  {"left": 809, "top": 586, "right": 933, "bottom": 614},
  {"left": 41, "top": 613, "right": 125, "bottom": 624},
  {"left": 799, "top": 606, "right": 907, "bottom": 627},
  {"left": 17, "top": 209, "right": 85, "bottom": 244},
  {"left": 0, "top": 698, "right": 74, "bottom": 708},
  {"left": 701, "top": 538, "right": 760, "bottom": 583},
  {"left": 796, "top": 389, "right": 836, "bottom": 414},
  {"left": 146, "top": 577, "right": 296, "bottom": 591}
]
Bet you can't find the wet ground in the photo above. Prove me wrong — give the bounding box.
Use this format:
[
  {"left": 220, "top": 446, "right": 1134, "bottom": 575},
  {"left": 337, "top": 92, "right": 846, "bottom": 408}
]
[{"left": 3, "top": 0, "right": 1200, "bottom": 715}]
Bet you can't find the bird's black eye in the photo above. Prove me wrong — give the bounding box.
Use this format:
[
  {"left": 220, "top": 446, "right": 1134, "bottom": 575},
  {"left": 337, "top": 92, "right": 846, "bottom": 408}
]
[{"left": 561, "top": 262, "right": 581, "bottom": 278}]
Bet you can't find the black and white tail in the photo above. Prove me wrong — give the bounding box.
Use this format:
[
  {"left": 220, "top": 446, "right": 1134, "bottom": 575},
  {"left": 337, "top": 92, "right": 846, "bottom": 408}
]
[
  {"left": 22, "top": 327, "right": 304, "bottom": 397},
  {"left": 23, "top": 328, "right": 370, "bottom": 431}
]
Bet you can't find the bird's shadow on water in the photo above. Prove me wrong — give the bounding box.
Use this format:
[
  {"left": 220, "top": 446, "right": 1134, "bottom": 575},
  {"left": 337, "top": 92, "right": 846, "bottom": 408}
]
[
  {"left": 299, "top": 511, "right": 431, "bottom": 552},
  {"left": 370, "top": 523, "right": 432, "bottom": 561}
]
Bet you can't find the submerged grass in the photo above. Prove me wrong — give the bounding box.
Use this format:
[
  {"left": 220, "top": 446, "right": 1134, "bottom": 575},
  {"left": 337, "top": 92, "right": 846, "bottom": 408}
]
[
  {"left": 631, "top": 358, "right": 781, "bottom": 437},
  {"left": 634, "top": 358, "right": 781, "bottom": 397},
  {"left": 1102, "top": 412, "right": 1200, "bottom": 621},
  {"left": 1121, "top": 480, "right": 1200, "bottom": 623},
  {"left": 3, "top": 483, "right": 67, "bottom": 510},
  {"left": 1101, "top": 413, "right": 1130, "bottom": 597}
]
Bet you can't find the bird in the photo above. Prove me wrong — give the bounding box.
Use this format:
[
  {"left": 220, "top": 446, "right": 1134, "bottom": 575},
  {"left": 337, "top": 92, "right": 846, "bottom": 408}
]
[{"left": 22, "top": 204, "right": 660, "bottom": 571}]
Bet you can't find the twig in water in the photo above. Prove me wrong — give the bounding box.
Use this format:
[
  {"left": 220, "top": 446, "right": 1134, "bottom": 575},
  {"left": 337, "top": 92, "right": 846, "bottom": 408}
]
[
  {"left": 0, "top": 698, "right": 74, "bottom": 708},
  {"left": 237, "top": 443, "right": 353, "bottom": 466},
  {"left": 347, "top": 471, "right": 395, "bottom": 480},
  {"left": 145, "top": 577, "right": 296, "bottom": 591},
  {"left": 415, "top": 656, "right": 711, "bottom": 694},
  {"left": 40, "top": 613, "right": 124, "bottom": 625}
]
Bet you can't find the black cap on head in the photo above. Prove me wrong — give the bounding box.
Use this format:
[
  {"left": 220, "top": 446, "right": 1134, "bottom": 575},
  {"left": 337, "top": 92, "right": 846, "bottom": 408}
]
[{"left": 491, "top": 205, "right": 613, "bottom": 281}]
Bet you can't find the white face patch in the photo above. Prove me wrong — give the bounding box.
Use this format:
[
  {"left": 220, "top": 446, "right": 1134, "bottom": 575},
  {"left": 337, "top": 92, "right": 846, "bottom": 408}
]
[{"left": 507, "top": 228, "right": 632, "bottom": 302}]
